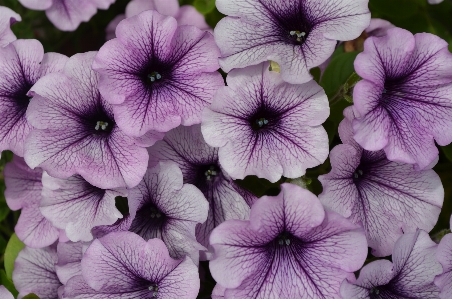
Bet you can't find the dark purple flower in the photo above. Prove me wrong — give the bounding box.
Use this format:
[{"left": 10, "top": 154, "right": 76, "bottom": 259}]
[
  {"left": 64, "top": 232, "right": 200, "bottom": 298},
  {"left": 93, "top": 10, "right": 224, "bottom": 136},
  {"left": 341, "top": 230, "right": 442, "bottom": 298},
  {"left": 18, "top": 0, "right": 115, "bottom": 31},
  {"left": 148, "top": 125, "right": 256, "bottom": 251},
  {"left": 4, "top": 155, "right": 60, "bottom": 248},
  {"left": 40, "top": 173, "right": 127, "bottom": 242},
  {"left": 318, "top": 107, "right": 443, "bottom": 256},
  {"left": 202, "top": 62, "right": 329, "bottom": 183},
  {"left": 0, "top": 6, "right": 20, "bottom": 47},
  {"left": 128, "top": 162, "right": 208, "bottom": 263},
  {"left": 0, "top": 39, "right": 67, "bottom": 156},
  {"left": 25, "top": 51, "right": 149, "bottom": 189},
  {"left": 209, "top": 183, "right": 367, "bottom": 299},
  {"left": 435, "top": 218, "right": 452, "bottom": 299},
  {"left": 106, "top": 0, "right": 210, "bottom": 40},
  {"left": 352, "top": 27, "right": 452, "bottom": 170},
  {"left": 215, "top": 0, "right": 370, "bottom": 84},
  {"left": 13, "top": 244, "right": 63, "bottom": 299}
]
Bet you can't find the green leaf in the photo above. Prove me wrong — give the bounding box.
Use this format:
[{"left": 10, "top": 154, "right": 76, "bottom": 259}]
[
  {"left": 369, "top": 0, "right": 420, "bottom": 19},
  {"left": 22, "top": 294, "right": 40, "bottom": 299},
  {"left": 320, "top": 51, "right": 359, "bottom": 99},
  {"left": 4, "top": 233, "right": 25, "bottom": 281},
  {"left": 193, "top": 0, "right": 216, "bottom": 14},
  {"left": 0, "top": 269, "right": 18, "bottom": 297},
  {"left": 441, "top": 144, "right": 452, "bottom": 162}
]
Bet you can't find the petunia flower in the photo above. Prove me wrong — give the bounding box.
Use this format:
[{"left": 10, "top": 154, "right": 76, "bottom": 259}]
[
  {"left": 64, "top": 231, "right": 200, "bottom": 298},
  {"left": 93, "top": 10, "right": 224, "bottom": 136},
  {"left": 318, "top": 107, "right": 443, "bottom": 256},
  {"left": 25, "top": 51, "right": 149, "bottom": 189},
  {"left": 4, "top": 155, "right": 60, "bottom": 248},
  {"left": 352, "top": 27, "right": 452, "bottom": 170},
  {"left": 0, "top": 6, "right": 20, "bottom": 47},
  {"left": 211, "top": 285, "right": 226, "bottom": 299},
  {"left": 202, "top": 62, "right": 329, "bottom": 183},
  {"left": 0, "top": 39, "right": 67, "bottom": 157},
  {"left": 13, "top": 244, "right": 63, "bottom": 299},
  {"left": 341, "top": 230, "right": 442, "bottom": 298},
  {"left": 18, "top": 0, "right": 115, "bottom": 31},
  {"left": 214, "top": 0, "right": 371, "bottom": 84},
  {"left": 106, "top": 0, "right": 210, "bottom": 40},
  {"left": 209, "top": 183, "right": 367, "bottom": 299},
  {"left": 40, "top": 172, "right": 126, "bottom": 242},
  {"left": 435, "top": 218, "right": 452, "bottom": 299},
  {"left": 429, "top": 0, "right": 444, "bottom": 4},
  {"left": 128, "top": 161, "right": 207, "bottom": 263},
  {"left": 148, "top": 125, "right": 256, "bottom": 251}
]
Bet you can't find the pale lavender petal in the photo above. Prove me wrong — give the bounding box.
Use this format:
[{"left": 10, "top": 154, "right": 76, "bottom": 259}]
[
  {"left": 436, "top": 233, "right": 452, "bottom": 299},
  {"left": 13, "top": 245, "right": 62, "bottom": 299},
  {"left": 125, "top": 0, "right": 179, "bottom": 18},
  {"left": 0, "top": 286, "right": 14, "bottom": 299},
  {"left": 55, "top": 241, "right": 85, "bottom": 285},
  {"left": 0, "top": 6, "right": 21, "bottom": 47}
]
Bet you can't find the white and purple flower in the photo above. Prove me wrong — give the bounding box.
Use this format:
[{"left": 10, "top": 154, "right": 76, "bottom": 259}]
[
  {"left": 25, "top": 52, "right": 149, "bottom": 189},
  {"left": 93, "top": 10, "right": 224, "bottom": 136},
  {"left": 64, "top": 231, "right": 200, "bottom": 298},
  {"left": 0, "top": 6, "right": 20, "bottom": 47},
  {"left": 18, "top": 0, "right": 115, "bottom": 31},
  {"left": 215, "top": 0, "right": 371, "bottom": 84},
  {"left": 128, "top": 162, "right": 208, "bottom": 263},
  {"left": 202, "top": 62, "right": 329, "bottom": 183},
  {"left": 319, "top": 107, "right": 444, "bottom": 256},
  {"left": 352, "top": 27, "right": 452, "bottom": 170},
  {"left": 209, "top": 183, "right": 368, "bottom": 298},
  {"left": 148, "top": 125, "right": 256, "bottom": 251},
  {"left": 341, "top": 230, "right": 442, "bottom": 298},
  {"left": 0, "top": 39, "right": 67, "bottom": 156}
]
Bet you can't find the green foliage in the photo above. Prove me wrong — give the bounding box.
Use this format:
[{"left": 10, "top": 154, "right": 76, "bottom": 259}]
[
  {"left": 0, "top": 269, "right": 17, "bottom": 297},
  {"left": 4, "top": 234, "right": 24, "bottom": 281},
  {"left": 22, "top": 294, "right": 40, "bottom": 299},
  {"left": 193, "top": 0, "right": 216, "bottom": 14}
]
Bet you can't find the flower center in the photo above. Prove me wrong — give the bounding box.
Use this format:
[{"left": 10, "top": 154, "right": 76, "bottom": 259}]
[
  {"left": 148, "top": 284, "right": 159, "bottom": 297},
  {"left": 95, "top": 121, "right": 109, "bottom": 131},
  {"left": 353, "top": 169, "right": 364, "bottom": 179},
  {"left": 150, "top": 206, "right": 162, "bottom": 219},
  {"left": 290, "top": 30, "right": 306, "bottom": 42},
  {"left": 147, "top": 71, "right": 162, "bottom": 83},
  {"left": 256, "top": 118, "right": 269, "bottom": 128},
  {"left": 277, "top": 232, "right": 292, "bottom": 246},
  {"left": 369, "top": 286, "right": 382, "bottom": 299},
  {"left": 205, "top": 165, "right": 218, "bottom": 181}
]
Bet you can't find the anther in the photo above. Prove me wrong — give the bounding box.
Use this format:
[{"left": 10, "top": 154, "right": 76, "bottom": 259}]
[
  {"left": 95, "top": 121, "right": 109, "bottom": 131},
  {"left": 148, "top": 72, "right": 162, "bottom": 83},
  {"left": 205, "top": 166, "right": 218, "bottom": 181},
  {"left": 256, "top": 118, "right": 269, "bottom": 128}
]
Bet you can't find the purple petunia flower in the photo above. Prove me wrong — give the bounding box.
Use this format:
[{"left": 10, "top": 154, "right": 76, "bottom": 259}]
[
  {"left": 435, "top": 218, "right": 452, "bottom": 299},
  {"left": 55, "top": 241, "right": 86, "bottom": 285},
  {"left": 13, "top": 244, "right": 63, "bottom": 299},
  {"left": 202, "top": 62, "right": 329, "bottom": 183},
  {"left": 93, "top": 10, "right": 224, "bottom": 136},
  {"left": 0, "top": 286, "right": 13, "bottom": 299},
  {"left": 0, "top": 39, "right": 67, "bottom": 157},
  {"left": 25, "top": 51, "right": 150, "bottom": 189},
  {"left": 214, "top": 0, "right": 370, "bottom": 84},
  {"left": 128, "top": 161, "right": 208, "bottom": 263},
  {"left": 148, "top": 125, "right": 256, "bottom": 251},
  {"left": 341, "top": 230, "right": 442, "bottom": 298},
  {"left": 40, "top": 172, "right": 127, "bottom": 242},
  {"left": 106, "top": 0, "right": 210, "bottom": 40},
  {"left": 352, "top": 27, "right": 452, "bottom": 170},
  {"left": 0, "top": 6, "right": 20, "bottom": 47},
  {"left": 209, "top": 183, "right": 367, "bottom": 298},
  {"left": 64, "top": 231, "right": 200, "bottom": 298},
  {"left": 4, "top": 155, "right": 61, "bottom": 248},
  {"left": 18, "top": 0, "right": 115, "bottom": 31},
  {"left": 318, "top": 107, "right": 443, "bottom": 256},
  {"left": 429, "top": 0, "right": 443, "bottom": 4},
  {"left": 212, "top": 285, "right": 226, "bottom": 299}
]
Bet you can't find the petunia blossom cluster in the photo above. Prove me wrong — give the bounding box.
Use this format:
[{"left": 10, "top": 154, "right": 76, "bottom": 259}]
[{"left": 1, "top": 0, "right": 452, "bottom": 298}]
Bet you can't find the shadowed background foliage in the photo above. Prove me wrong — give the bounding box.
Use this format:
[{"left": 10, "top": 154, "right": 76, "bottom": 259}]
[{"left": 0, "top": 0, "right": 451, "bottom": 298}]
